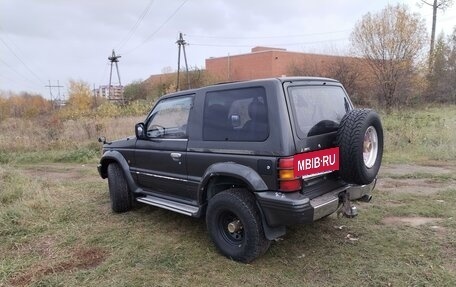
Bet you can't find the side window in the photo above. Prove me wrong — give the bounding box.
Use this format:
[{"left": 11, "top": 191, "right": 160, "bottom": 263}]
[
  {"left": 203, "top": 87, "right": 269, "bottom": 141},
  {"left": 146, "top": 96, "right": 193, "bottom": 139}
]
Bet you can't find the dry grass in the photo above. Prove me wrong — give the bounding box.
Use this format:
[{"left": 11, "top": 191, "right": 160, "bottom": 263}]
[
  {"left": 0, "top": 116, "right": 142, "bottom": 164},
  {"left": 0, "top": 104, "right": 455, "bottom": 286},
  {"left": 0, "top": 116, "right": 142, "bottom": 152},
  {"left": 0, "top": 162, "right": 455, "bottom": 286}
]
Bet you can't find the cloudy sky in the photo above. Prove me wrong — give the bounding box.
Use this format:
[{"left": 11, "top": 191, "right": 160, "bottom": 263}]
[{"left": 1, "top": 0, "right": 455, "bottom": 99}]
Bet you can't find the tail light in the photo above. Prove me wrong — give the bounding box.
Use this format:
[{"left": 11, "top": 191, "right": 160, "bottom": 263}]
[{"left": 278, "top": 156, "right": 302, "bottom": 192}]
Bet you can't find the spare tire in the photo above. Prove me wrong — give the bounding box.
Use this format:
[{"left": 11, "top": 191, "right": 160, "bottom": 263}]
[{"left": 336, "top": 109, "right": 383, "bottom": 185}]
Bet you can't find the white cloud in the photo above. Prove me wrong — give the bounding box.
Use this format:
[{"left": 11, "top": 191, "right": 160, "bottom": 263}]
[{"left": 0, "top": 0, "right": 455, "bottom": 97}]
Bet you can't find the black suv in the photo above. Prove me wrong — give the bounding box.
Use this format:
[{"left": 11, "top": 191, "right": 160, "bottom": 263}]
[{"left": 98, "top": 77, "right": 383, "bottom": 262}]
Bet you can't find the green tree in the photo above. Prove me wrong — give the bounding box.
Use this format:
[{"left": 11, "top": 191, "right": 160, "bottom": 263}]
[
  {"left": 426, "top": 27, "right": 456, "bottom": 103},
  {"left": 447, "top": 27, "right": 456, "bottom": 103},
  {"left": 419, "top": 0, "right": 454, "bottom": 60},
  {"left": 427, "top": 33, "right": 450, "bottom": 102},
  {"left": 124, "top": 80, "right": 148, "bottom": 101}
]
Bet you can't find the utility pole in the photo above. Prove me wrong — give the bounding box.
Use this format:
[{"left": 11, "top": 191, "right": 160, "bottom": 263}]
[
  {"left": 176, "top": 32, "right": 190, "bottom": 91},
  {"left": 420, "top": 0, "right": 454, "bottom": 66},
  {"left": 57, "top": 80, "right": 62, "bottom": 101},
  {"left": 93, "top": 83, "right": 97, "bottom": 107},
  {"left": 45, "top": 80, "right": 64, "bottom": 108},
  {"left": 46, "top": 80, "right": 54, "bottom": 102},
  {"left": 108, "top": 49, "right": 124, "bottom": 103}
]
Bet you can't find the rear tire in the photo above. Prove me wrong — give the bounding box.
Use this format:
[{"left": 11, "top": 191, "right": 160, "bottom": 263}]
[
  {"left": 336, "top": 109, "right": 383, "bottom": 185},
  {"left": 107, "top": 163, "right": 133, "bottom": 213},
  {"left": 206, "top": 188, "right": 270, "bottom": 263}
]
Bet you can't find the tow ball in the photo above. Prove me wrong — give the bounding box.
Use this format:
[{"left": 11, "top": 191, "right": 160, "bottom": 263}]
[{"left": 338, "top": 192, "right": 358, "bottom": 218}]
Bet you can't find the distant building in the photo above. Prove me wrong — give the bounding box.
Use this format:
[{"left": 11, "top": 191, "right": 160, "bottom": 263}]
[
  {"left": 145, "top": 47, "right": 372, "bottom": 102},
  {"left": 93, "top": 85, "right": 124, "bottom": 101},
  {"left": 205, "top": 46, "right": 362, "bottom": 82}
]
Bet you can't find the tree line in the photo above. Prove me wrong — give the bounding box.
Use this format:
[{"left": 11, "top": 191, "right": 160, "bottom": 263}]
[
  {"left": 1, "top": 3, "right": 455, "bottom": 120},
  {"left": 291, "top": 4, "right": 456, "bottom": 109}
]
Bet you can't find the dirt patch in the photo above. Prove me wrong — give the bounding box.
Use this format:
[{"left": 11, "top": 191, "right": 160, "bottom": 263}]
[
  {"left": 9, "top": 246, "right": 107, "bottom": 287},
  {"left": 19, "top": 163, "right": 99, "bottom": 182},
  {"left": 380, "top": 164, "right": 455, "bottom": 177},
  {"left": 381, "top": 216, "right": 443, "bottom": 227},
  {"left": 376, "top": 178, "right": 455, "bottom": 195}
]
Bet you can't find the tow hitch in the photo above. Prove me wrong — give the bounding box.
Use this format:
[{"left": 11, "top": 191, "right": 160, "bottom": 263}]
[{"left": 339, "top": 192, "right": 358, "bottom": 218}]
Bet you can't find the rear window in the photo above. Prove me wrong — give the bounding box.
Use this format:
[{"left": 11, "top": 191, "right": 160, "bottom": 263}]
[{"left": 287, "top": 85, "right": 350, "bottom": 138}]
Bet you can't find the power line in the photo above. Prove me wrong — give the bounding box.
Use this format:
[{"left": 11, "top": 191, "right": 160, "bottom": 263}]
[
  {"left": 0, "top": 36, "right": 46, "bottom": 85},
  {"left": 189, "top": 37, "right": 349, "bottom": 48},
  {"left": 0, "top": 24, "right": 49, "bottom": 80},
  {"left": 121, "top": 0, "right": 189, "bottom": 55},
  {"left": 186, "top": 29, "right": 351, "bottom": 40},
  {"left": 0, "top": 71, "right": 41, "bottom": 91},
  {"left": 116, "top": 0, "right": 155, "bottom": 51},
  {"left": 0, "top": 58, "right": 42, "bottom": 88},
  {"left": 98, "top": 62, "right": 110, "bottom": 85},
  {"left": 45, "top": 80, "right": 64, "bottom": 103}
]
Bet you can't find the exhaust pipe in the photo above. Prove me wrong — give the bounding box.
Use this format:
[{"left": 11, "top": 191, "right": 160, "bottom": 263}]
[{"left": 359, "top": 194, "right": 372, "bottom": 203}]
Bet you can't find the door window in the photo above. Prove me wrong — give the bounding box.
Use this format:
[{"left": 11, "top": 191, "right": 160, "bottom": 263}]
[{"left": 146, "top": 96, "right": 193, "bottom": 139}]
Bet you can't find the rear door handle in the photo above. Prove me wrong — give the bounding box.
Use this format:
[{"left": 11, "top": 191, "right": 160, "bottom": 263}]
[{"left": 170, "top": 153, "right": 182, "bottom": 161}]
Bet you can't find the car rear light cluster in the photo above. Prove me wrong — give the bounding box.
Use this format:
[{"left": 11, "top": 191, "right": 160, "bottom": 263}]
[{"left": 278, "top": 156, "right": 302, "bottom": 192}]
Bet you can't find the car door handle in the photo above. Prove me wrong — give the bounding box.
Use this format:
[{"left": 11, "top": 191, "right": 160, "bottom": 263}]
[{"left": 170, "top": 153, "right": 182, "bottom": 161}]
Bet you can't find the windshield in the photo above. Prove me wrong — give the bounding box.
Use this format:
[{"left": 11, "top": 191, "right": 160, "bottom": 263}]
[{"left": 287, "top": 85, "right": 350, "bottom": 138}]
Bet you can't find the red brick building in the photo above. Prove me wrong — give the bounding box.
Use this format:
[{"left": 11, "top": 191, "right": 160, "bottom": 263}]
[
  {"left": 145, "top": 46, "right": 373, "bottom": 104},
  {"left": 205, "top": 46, "right": 359, "bottom": 82}
]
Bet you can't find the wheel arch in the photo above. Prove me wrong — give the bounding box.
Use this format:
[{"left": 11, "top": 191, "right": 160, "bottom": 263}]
[
  {"left": 197, "top": 162, "right": 268, "bottom": 204},
  {"left": 99, "top": 150, "right": 141, "bottom": 193}
]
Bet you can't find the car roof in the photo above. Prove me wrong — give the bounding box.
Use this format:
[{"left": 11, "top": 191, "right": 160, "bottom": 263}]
[{"left": 159, "top": 76, "right": 340, "bottom": 100}]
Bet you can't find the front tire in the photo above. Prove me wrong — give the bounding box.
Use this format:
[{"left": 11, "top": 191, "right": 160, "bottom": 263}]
[
  {"left": 206, "top": 188, "right": 270, "bottom": 263},
  {"left": 107, "top": 163, "right": 133, "bottom": 213}
]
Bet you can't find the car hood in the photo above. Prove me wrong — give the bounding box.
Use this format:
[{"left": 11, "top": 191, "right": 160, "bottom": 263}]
[{"left": 103, "top": 136, "right": 137, "bottom": 150}]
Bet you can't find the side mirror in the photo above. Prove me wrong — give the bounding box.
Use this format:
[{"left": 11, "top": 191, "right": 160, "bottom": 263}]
[{"left": 135, "top": 123, "right": 146, "bottom": 139}]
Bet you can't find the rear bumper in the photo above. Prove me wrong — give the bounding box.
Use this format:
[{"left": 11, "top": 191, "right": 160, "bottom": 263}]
[{"left": 255, "top": 179, "right": 376, "bottom": 227}]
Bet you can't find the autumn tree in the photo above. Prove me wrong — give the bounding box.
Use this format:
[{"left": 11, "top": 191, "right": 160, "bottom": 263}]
[
  {"left": 351, "top": 4, "right": 428, "bottom": 108},
  {"left": 0, "top": 91, "right": 51, "bottom": 119},
  {"left": 0, "top": 96, "right": 8, "bottom": 121},
  {"left": 288, "top": 57, "right": 366, "bottom": 104},
  {"left": 66, "top": 80, "right": 93, "bottom": 114}
]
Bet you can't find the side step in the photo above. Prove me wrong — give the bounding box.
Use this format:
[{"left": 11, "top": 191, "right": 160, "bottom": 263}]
[{"left": 136, "top": 195, "right": 199, "bottom": 216}]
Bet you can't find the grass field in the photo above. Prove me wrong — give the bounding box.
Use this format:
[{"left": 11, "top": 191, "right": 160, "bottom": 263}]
[{"left": 1, "top": 105, "right": 455, "bottom": 286}]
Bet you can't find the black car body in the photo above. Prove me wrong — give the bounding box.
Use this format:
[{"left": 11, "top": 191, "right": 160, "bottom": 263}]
[{"left": 98, "top": 77, "right": 383, "bottom": 262}]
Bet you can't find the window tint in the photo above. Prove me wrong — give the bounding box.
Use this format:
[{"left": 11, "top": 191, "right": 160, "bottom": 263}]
[
  {"left": 203, "top": 87, "right": 269, "bottom": 141},
  {"left": 146, "top": 96, "right": 192, "bottom": 139},
  {"left": 288, "top": 86, "right": 349, "bottom": 138}
]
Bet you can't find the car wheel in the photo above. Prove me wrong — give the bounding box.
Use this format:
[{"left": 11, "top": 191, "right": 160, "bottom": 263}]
[
  {"left": 107, "top": 163, "right": 133, "bottom": 213},
  {"left": 206, "top": 188, "right": 270, "bottom": 263},
  {"left": 336, "top": 109, "right": 384, "bottom": 185}
]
